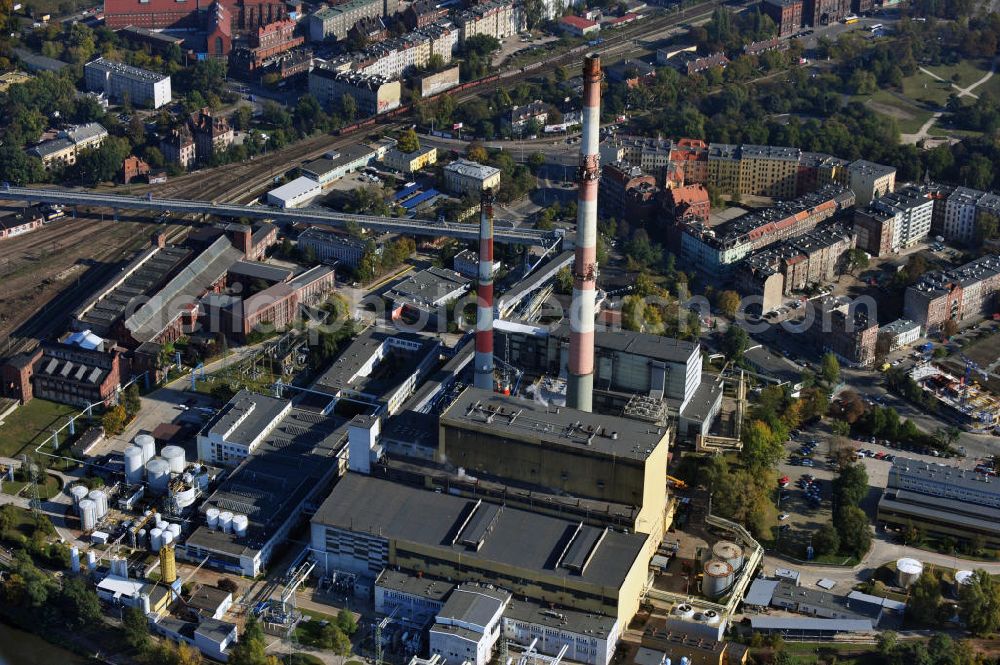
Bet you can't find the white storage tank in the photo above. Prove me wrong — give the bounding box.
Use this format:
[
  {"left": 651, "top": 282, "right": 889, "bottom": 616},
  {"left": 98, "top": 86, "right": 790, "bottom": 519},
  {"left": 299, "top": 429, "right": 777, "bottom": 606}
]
[
  {"left": 206, "top": 507, "right": 220, "bottom": 529},
  {"left": 150, "top": 528, "right": 163, "bottom": 552},
  {"left": 135, "top": 434, "right": 156, "bottom": 464},
  {"left": 897, "top": 558, "right": 923, "bottom": 588},
  {"left": 167, "top": 523, "right": 181, "bottom": 539},
  {"left": 89, "top": 489, "right": 108, "bottom": 519},
  {"left": 702, "top": 559, "right": 735, "bottom": 599},
  {"left": 232, "top": 514, "right": 249, "bottom": 537},
  {"left": 124, "top": 446, "right": 144, "bottom": 484},
  {"left": 161, "top": 530, "right": 174, "bottom": 547},
  {"left": 146, "top": 458, "right": 171, "bottom": 494},
  {"left": 69, "top": 484, "right": 89, "bottom": 506},
  {"left": 219, "top": 511, "right": 234, "bottom": 534},
  {"left": 86, "top": 550, "right": 96, "bottom": 570},
  {"left": 78, "top": 499, "right": 97, "bottom": 531},
  {"left": 171, "top": 483, "right": 197, "bottom": 510},
  {"left": 70, "top": 546, "right": 80, "bottom": 573},
  {"left": 712, "top": 540, "right": 744, "bottom": 573},
  {"left": 161, "top": 445, "right": 186, "bottom": 474}
]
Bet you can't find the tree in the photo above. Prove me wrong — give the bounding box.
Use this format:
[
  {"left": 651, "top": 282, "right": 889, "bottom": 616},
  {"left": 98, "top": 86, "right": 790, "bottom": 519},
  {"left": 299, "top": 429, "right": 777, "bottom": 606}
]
[
  {"left": 820, "top": 352, "right": 840, "bottom": 385},
  {"left": 217, "top": 578, "right": 239, "bottom": 594},
  {"left": 76, "top": 136, "right": 130, "bottom": 185},
  {"left": 877, "top": 630, "right": 898, "bottom": 657},
  {"left": 102, "top": 404, "right": 128, "bottom": 436},
  {"left": 832, "top": 462, "right": 869, "bottom": 514},
  {"left": 813, "top": 521, "right": 840, "bottom": 556},
  {"left": 527, "top": 152, "right": 545, "bottom": 172},
  {"left": 336, "top": 608, "right": 358, "bottom": 635},
  {"left": 958, "top": 570, "right": 1000, "bottom": 636},
  {"left": 0, "top": 146, "right": 46, "bottom": 185},
  {"left": 233, "top": 105, "right": 254, "bottom": 132},
  {"left": 715, "top": 290, "right": 740, "bottom": 319},
  {"left": 834, "top": 505, "right": 871, "bottom": 558},
  {"left": 397, "top": 128, "right": 420, "bottom": 153},
  {"left": 722, "top": 325, "right": 749, "bottom": 362},
  {"left": 740, "top": 419, "right": 785, "bottom": 471},
  {"left": 124, "top": 383, "right": 142, "bottom": 417},
  {"left": 467, "top": 143, "right": 489, "bottom": 163},
  {"left": 555, "top": 266, "right": 572, "bottom": 294},
  {"left": 228, "top": 616, "right": 272, "bottom": 665},
  {"left": 58, "top": 576, "right": 102, "bottom": 627},
  {"left": 122, "top": 606, "right": 150, "bottom": 651},
  {"left": 848, "top": 248, "right": 869, "bottom": 274},
  {"left": 942, "top": 318, "right": 958, "bottom": 339},
  {"left": 127, "top": 113, "right": 146, "bottom": 146},
  {"left": 340, "top": 93, "right": 357, "bottom": 122},
  {"left": 908, "top": 569, "right": 943, "bottom": 626}
]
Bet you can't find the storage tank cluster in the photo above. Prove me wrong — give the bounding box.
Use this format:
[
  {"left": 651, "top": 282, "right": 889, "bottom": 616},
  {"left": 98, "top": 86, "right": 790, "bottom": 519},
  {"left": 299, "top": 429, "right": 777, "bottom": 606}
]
[
  {"left": 125, "top": 435, "right": 197, "bottom": 494},
  {"left": 206, "top": 508, "right": 248, "bottom": 537},
  {"left": 149, "top": 521, "right": 183, "bottom": 552},
  {"left": 78, "top": 498, "right": 97, "bottom": 531},
  {"left": 896, "top": 558, "right": 924, "bottom": 588}
]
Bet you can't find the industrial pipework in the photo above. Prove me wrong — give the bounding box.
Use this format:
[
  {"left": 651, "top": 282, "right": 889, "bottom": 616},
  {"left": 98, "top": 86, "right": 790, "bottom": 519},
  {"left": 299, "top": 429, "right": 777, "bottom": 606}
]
[{"left": 567, "top": 54, "right": 601, "bottom": 412}]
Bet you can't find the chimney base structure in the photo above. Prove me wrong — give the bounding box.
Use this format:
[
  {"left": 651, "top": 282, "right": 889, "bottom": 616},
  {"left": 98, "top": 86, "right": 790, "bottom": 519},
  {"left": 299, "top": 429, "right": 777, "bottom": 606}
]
[{"left": 473, "top": 188, "right": 496, "bottom": 391}]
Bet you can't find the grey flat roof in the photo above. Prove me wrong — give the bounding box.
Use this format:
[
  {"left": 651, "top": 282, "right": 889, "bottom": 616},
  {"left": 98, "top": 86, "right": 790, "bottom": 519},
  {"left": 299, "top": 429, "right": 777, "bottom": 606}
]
[
  {"left": 771, "top": 581, "right": 881, "bottom": 620},
  {"left": 551, "top": 322, "right": 699, "bottom": 364},
  {"left": 195, "top": 617, "right": 237, "bottom": 643},
  {"left": 313, "top": 474, "right": 648, "bottom": 589},
  {"left": 228, "top": 261, "right": 293, "bottom": 283},
  {"left": 313, "top": 327, "right": 436, "bottom": 397},
  {"left": 438, "top": 586, "right": 509, "bottom": 625},
  {"left": 200, "top": 390, "right": 289, "bottom": 447},
  {"left": 440, "top": 387, "right": 668, "bottom": 460},
  {"left": 302, "top": 143, "right": 375, "bottom": 176},
  {"left": 188, "top": 585, "right": 231, "bottom": 614},
  {"left": 743, "top": 579, "right": 778, "bottom": 607},
  {"left": 680, "top": 375, "right": 724, "bottom": 422},
  {"left": 429, "top": 622, "right": 481, "bottom": 642},
  {"left": 503, "top": 597, "right": 617, "bottom": 638},
  {"left": 388, "top": 267, "right": 470, "bottom": 304},
  {"left": 888, "top": 457, "right": 1000, "bottom": 507},
  {"left": 749, "top": 617, "right": 874, "bottom": 632},
  {"left": 375, "top": 569, "right": 454, "bottom": 602}
]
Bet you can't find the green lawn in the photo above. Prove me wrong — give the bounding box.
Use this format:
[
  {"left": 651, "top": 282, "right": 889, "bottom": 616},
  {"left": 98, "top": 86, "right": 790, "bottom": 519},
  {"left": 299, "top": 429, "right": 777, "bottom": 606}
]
[
  {"left": 922, "top": 58, "right": 993, "bottom": 91},
  {"left": 4, "top": 474, "right": 62, "bottom": 500},
  {"left": 0, "top": 400, "right": 78, "bottom": 458},
  {"left": 856, "top": 89, "right": 933, "bottom": 135}
]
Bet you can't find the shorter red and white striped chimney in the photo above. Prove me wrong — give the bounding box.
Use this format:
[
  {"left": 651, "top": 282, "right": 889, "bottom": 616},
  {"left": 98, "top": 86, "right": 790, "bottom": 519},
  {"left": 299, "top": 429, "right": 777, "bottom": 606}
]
[{"left": 474, "top": 188, "right": 496, "bottom": 391}]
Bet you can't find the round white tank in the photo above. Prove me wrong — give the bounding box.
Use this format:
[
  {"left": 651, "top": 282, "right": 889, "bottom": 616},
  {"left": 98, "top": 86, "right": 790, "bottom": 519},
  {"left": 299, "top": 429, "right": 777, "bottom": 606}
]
[
  {"left": 219, "top": 511, "right": 234, "bottom": 534},
  {"left": 138, "top": 528, "right": 146, "bottom": 544},
  {"left": 698, "top": 609, "right": 721, "bottom": 625},
  {"left": 672, "top": 603, "right": 695, "bottom": 620},
  {"left": 182, "top": 472, "right": 193, "bottom": 484},
  {"left": 161, "top": 530, "right": 174, "bottom": 547},
  {"left": 78, "top": 499, "right": 97, "bottom": 531},
  {"left": 135, "top": 434, "right": 156, "bottom": 464},
  {"left": 712, "top": 540, "right": 744, "bottom": 573},
  {"left": 140, "top": 593, "right": 151, "bottom": 614},
  {"left": 161, "top": 445, "right": 186, "bottom": 474},
  {"left": 69, "top": 485, "right": 89, "bottom": 505},
  {"left": 150, "top": 528, "right": 163, "bottom": 552},
  {"left": 955, "top": 570, "right": 975, "bottom": 595},
  {"left": 89, "top": 489, "right": 108, "bottom": 519},
  {"left": 86, "top": 550, "right": 96, "bottom": 569},
  {"left": 146, "top": 458, "right": 170, "bottom": 494},
  {"left": 171, "top": 483, "right": 197, "bottom": 510},
  {"left": 124, "top": 446, "right": 144, "bottom": 484},
  {"left": 232, "top": 514, "right": 249, "bottom": 537},
  {"left": 702, "top": 559, "right": 735, "bottom": 599},
  {"left": 206, "top": 507, "right": 220, "bottom": 529},
  {"left": 167, "top": 523, "right": 181, "bottom": 538},
  {"left": 897, "top": 558, "right": 923, "bottom": 588}
]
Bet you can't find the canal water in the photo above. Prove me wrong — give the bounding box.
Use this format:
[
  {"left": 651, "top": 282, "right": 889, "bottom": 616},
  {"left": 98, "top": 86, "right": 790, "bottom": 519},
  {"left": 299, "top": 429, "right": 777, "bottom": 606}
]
[{"left": 0, "top": 621, "right": 87, "bottom": 665}]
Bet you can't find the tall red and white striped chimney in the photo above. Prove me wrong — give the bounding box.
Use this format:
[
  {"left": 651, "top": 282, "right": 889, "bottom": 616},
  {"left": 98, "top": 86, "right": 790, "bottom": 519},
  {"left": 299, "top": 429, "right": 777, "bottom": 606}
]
[
  {"left": 567, "top": 54, "right": 601, "bottom": 413},
  {"left": 474, "top": 188, "right": 496, "bottom": 391}
]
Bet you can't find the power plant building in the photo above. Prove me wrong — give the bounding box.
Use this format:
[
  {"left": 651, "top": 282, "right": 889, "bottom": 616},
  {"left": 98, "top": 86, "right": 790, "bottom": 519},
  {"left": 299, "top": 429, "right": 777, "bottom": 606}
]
[
  {"left": 84, "top": 58, "right": 172, "bottom": 109},
  {"left": 310, "top": 473, "right": 654, "bottom": 623}
]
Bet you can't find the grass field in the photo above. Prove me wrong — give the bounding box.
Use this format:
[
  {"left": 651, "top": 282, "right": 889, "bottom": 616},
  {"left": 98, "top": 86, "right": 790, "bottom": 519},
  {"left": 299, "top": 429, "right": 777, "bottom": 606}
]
[
  {"left": 857, "top": 89, "right": 933, "bottom": 135},
  {"left": 922, "top": 59, "right": 994, "bottom": 92},
  {"left": 0, "top": 400, "right": 77, "bottom": 458},
  {"left": 4, "top": 474, "right": 62, "bottom": 500}
]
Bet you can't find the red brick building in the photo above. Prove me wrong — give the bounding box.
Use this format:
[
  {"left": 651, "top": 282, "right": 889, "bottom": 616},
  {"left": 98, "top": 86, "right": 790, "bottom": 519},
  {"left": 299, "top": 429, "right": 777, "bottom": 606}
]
[
  {"left": 403, "top": 0, "right": 448, "bottom": 29},
  {"left": 599, "top": 161, "right": 658, "bottom": 222},
  {"left": 123, "top": 155, "right": 151, "bottom": 184},
  {"left": 2, "top": 341, "right": 123, "bottom": 407},
  {"left": 663, "top": 184, "right": 711, "bottom": 224},
  {"left": 226, "top": 265, "right": 334, "bottom": 337},
  {"left": 761, "top": 0, "right": 802, "bottom": 37},
  {"left": 105, "top": 0, "right": 286, "bottom": 32},
  {"left": 206, "top": 1, "right": 233, "bottom": 57}
]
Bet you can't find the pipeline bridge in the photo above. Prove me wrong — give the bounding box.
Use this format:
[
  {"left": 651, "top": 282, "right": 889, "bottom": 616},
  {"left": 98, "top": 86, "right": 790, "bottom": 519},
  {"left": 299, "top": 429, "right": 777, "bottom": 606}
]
[{"left": 0, "top": 186, "right": 561, "bottom": 247}]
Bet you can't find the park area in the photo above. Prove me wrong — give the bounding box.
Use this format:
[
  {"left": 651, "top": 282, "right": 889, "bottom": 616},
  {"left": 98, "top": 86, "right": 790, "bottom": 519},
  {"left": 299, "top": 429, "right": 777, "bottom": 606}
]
[{"left": 0, "top": 399, "right": 77, "bottom": 458}]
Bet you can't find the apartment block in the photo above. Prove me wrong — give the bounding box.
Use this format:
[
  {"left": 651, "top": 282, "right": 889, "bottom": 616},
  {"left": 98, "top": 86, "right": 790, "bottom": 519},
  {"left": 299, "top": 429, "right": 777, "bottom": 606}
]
[
  {"left": 904, "top": 254, "right": 1000, "bottom": 333},
  {"left": 309, "top": 0, "right": 398, "bottom": 41},
  {"left": 354, "top": 21, "right": 458, "bottom": 80},
  {"left": 443, "top": 159, "right": 502, "bottom": 196},
  {"left": 738, "top": 144, "right": 801, "bottom": 198},
  {"left": 454, "top": 0, "right": 518, "bottom": 43},
  {"left": 842, "top": 159, "right": 896, "bottom": 206},
  {"left": 309, "top": 67, "right": 401, "bottom": 115},
  {"left": 761, "top": 0, "right": 802, "bottom": 36},
  {"left": 84, "top": 57, "right": 171, "bottom": 109},
  {"left": 28, "top": 122, "right": 108, "bottom": 171}
]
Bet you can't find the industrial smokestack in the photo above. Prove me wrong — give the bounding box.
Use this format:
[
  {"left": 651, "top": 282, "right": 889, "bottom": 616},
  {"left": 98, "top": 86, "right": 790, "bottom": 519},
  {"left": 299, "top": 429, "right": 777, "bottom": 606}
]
[
  {"left": 474, "top": 188, "right": 496, "bottom": 391},
  {"left": 567, "top": 54, "right": 601, "bottom": 413}
]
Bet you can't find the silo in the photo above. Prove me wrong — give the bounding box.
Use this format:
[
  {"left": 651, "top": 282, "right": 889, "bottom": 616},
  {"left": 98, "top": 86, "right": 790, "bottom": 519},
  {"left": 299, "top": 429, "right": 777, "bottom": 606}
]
[
  {"left": 124, "top": 446, "right": 144, "bottom": 484},
  {"left": 137, "top": 529, "right": 147, "bottom": 546},
  {"left": 146, "top": 458, "right": 170, "bottom": 494},
  {"left": 206, "top": 507, "right": 220, "bottom": 529},
  {"left": 896, "top": 558, "right": 923, "bottom": 588},
  {"left": 955, "top": 570, "right": 975, "bottom": 596},
  {"left": 167, "top": 523, "right": 181, "bottom": 539},
  {"left": 161, "top": 445, "right": 186, "bottom": 474},
  {"left": 86, "top": 550, "right": 96, "bottom": 570},
  {"left": 702, "top": 560, "right": 735, "bottom": 599},
  {"left": 69, "top": 484, "right": 89, "bottom": 506},
  {"left": 135, "top": 434, "right": 156, "bottom": 464},
  {"left": 150, "top": 528, "right": 163, "bottom": 552},
  {"left": 140, "top": 593, "right": 151, "bottom": 615},
  {"left": 219, "top": 511, "right": 234, "bottom": 534},
  {"left": 89, "top": 489, "right": 108, "bottom": 519},
  {"left": 78, "top": 499, "right": 97, "bottom": 531},
  {"left": 160, "top": 544, "right": 177, "bottom": 584},
  {"left": 70, "top": 546, "right": 80, "bottom": 573},
  {"left": 161, "top": 530, "right": 174, "bottom": 548},
  {"left": 233, "top": 514, "right": 249, "bottom": 537},
  {"left": 712, "top": 541, "right": 744, "bottom": 573}
]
